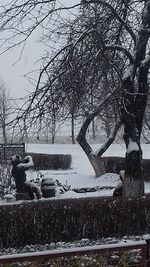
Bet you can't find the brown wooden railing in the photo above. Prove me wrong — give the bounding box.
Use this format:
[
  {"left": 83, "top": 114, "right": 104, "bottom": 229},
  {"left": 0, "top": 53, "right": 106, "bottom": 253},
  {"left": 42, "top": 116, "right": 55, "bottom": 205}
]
[{"left": 0, "top": 240, "right": 149, "bottom": 266}]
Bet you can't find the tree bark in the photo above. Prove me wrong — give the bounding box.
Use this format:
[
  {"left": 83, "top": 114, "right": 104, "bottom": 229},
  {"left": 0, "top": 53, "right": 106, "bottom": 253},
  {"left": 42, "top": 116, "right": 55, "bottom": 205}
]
[
  {"left": 77, "top": 108, "right": 121, "bottom": 177},
  {"left": 71, "top": 113, "right": 75, "bottom": 144},
  {"left": 121, "top": 0, "right": 150, "bottom": 198}
]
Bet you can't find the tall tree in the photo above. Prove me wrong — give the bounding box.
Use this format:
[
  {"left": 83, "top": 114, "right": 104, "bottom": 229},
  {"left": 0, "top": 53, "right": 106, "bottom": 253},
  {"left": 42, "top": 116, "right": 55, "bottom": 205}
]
[
  {"left": 0, "top": 85, "right": 11, "bottom": 144},
  {"left": 0, "top": 1, "right": 150, "bottom": 197},
  {"left": 120, "top": 1, "right": 150, "bottom": 197}
]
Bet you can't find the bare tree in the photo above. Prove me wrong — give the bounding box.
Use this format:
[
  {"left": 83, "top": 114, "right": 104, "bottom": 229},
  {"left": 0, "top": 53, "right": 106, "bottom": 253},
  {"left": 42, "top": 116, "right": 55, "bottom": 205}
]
[
  {"left": 0, "top": 85, "right": 11, "bottom": 144},
  {"left": 0, "top": 1, "right": 150, "bottom": 198}
]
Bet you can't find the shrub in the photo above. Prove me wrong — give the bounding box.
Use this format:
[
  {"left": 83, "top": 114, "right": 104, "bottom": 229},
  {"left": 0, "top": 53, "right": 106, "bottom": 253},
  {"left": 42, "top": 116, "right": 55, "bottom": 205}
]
[
  {"left": 26, "top": 153, "right": 72, "bottom": 170},
  {"left": 101, "top": 157, "right": 150, "bottom": 181},
  {"left": 0, "top": 195, "right": 150, "bottom": 248}
]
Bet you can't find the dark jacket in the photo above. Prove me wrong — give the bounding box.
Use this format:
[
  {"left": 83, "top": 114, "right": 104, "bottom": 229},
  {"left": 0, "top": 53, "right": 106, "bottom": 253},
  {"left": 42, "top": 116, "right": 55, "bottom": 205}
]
[{"left": 11, "top": 166, "right": 26, "bottom": 193}]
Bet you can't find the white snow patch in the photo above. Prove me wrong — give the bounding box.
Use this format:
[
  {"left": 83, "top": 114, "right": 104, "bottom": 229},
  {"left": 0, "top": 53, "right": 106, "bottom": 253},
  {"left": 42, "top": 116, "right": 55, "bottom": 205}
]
[
  {"left": 90, "top": 150, "right": 97, "bottom": 156},
  {"left": 127, "top": 139, "right": 139, "bottom": 153}
]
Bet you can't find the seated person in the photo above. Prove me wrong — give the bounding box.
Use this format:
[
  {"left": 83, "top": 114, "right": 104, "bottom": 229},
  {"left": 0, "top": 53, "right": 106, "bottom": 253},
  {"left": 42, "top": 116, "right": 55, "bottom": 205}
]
[
  {"left": 24, "top": 181, "right": 42, "bottom": 200},
  {"left": 11, "top": 155, "right": 28, "bottom": 193},
  {"left": 11, "top": 155, "right": 41, "bottom": 199}
]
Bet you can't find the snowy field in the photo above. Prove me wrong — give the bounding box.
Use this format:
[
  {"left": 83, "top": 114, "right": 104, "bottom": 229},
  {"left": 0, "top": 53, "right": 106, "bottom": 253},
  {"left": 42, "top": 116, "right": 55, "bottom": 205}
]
[{"left": 25, "top": 143, "right": 150, "bottom": 198}]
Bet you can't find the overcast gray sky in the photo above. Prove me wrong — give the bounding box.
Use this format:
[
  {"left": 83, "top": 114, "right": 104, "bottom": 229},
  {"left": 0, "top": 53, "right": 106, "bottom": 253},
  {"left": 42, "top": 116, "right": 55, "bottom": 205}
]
[
  {"left": 0, "top": 0, "right": 80, "bottom": 99},
  {"left": 0, "top": 36, "right": 44, "bottom": 99}
]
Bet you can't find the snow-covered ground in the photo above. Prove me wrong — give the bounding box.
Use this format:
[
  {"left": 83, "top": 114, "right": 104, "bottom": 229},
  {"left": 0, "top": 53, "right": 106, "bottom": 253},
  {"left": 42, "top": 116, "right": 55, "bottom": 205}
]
[{"left": 25, "top": 143, "right": 150, "bottom": 198}]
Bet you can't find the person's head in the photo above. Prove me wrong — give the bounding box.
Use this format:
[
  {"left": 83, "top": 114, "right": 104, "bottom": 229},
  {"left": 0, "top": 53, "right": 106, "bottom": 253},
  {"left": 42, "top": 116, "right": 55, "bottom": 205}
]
[{"left": 11, "top": 155, "right": 22, "bottom": 166}]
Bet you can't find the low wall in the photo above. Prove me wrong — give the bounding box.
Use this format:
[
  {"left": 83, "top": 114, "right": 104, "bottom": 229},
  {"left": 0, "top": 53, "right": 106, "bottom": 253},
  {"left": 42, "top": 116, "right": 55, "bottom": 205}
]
[
  {"left": 26, "top": 153, "right": 72, "bottom": 170},
  {"left": 101, "top": 157, "right": 150, "bottom": 180},
  {"left": 0, "top": 195, "right": 150, "bottom": 248}
]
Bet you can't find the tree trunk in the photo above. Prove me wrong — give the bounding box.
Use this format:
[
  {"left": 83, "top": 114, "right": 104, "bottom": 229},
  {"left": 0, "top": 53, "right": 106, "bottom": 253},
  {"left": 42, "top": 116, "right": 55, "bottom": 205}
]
[
  {"left": 87, "top": 154, "right": 106, "bottom": 177},
  {"left": 2, "top": 123, "right": 7, "bottom": 144},
  {"left": 123, "top": 132, "right": 144, "bottom": 197},
  {"left": 77, "top": 105, "right": 121, "bottom": 177},
  {"left": 71, "top": 113, "right": 75, "bottom": 144},
  {"left": 51, "top": 122, "right": 55, "bottom": 144},
  {"left": 122, "top": 73, "right": 147, "bottom": 197},
  {"left": 92, "top": 119, "right": 96, "bottom": 140},
  {"left": 121, "top": 0, "right": 150, "bottom": 197}
]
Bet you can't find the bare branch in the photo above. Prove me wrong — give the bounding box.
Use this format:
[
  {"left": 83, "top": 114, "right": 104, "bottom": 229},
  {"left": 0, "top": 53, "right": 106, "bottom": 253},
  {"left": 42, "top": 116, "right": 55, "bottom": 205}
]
[
  {"left": 82, "top": 0, "right": 136, "bottom": 44},
  {"left": 93, "top": 120, "right": 122, "bottom": 157},
  {"left": 76, "top": 92, "right": 115, "bottom": 155}
]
